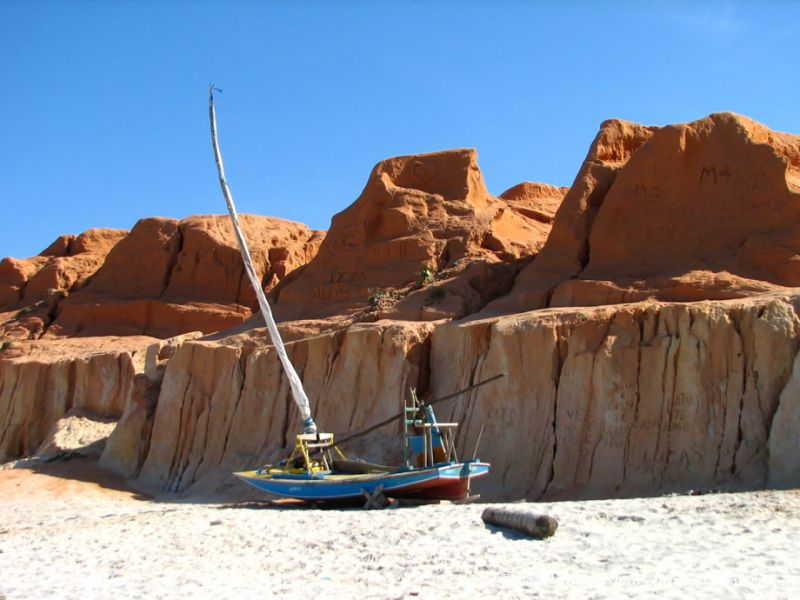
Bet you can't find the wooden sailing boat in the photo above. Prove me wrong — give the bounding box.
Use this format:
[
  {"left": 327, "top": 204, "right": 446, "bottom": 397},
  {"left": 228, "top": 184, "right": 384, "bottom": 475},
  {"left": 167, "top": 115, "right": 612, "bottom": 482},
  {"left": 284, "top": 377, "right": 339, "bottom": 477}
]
[
  {"left": 233, "top": 386, "right": 496, "bottom": 504},
  {"left": 209, "top": 86, "right": 496, "bottom": 505}
]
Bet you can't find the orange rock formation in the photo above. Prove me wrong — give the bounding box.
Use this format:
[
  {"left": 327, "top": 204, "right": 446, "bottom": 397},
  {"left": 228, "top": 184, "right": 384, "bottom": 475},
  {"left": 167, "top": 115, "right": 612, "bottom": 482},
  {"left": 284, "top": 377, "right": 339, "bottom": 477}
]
[
  {"left": 4, "top": 215, "right": 322, "bottom": 339},
  {"left": 494, "top": 113, "right": 800, "bottom": 312},
  {"left": 274, "top": 149, "right": 564, "bottom": 320},
  {"left": 0, "top": 228, "right": 128, "bottom": 339},
  {"left": 3, "top": 113, "right": 800, "bottom": 501}
]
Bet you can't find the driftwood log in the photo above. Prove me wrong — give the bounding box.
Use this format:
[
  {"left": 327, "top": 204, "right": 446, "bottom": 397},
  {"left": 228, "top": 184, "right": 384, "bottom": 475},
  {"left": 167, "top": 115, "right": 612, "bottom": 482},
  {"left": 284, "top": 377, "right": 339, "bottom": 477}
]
[{"left": 482, "top": 507, "right": 558, "bottom": 539}]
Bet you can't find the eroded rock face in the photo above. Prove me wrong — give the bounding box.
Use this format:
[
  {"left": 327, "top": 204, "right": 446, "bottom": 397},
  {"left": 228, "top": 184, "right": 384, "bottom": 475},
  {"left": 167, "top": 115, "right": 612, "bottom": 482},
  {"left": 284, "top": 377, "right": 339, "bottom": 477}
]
[
  {"left": 499, "top": 181, "right": 568, "bottom": 226},
  {"left": 96, "top": 293, "right": 800, "bottom": 500},
  {"left": 0, "top": 337, "right": 152, "bottom": 463},
  {"left": 430, "top": 294, "right": 800, "bottom": 500},
  {"left": 0, "top": 228, "right": 127, "bottom": 311},
  {"left": 0, "top": 333, "right": 204, "bottom": 466},
  {"left": 768, "top": 349, "right": 800, "bottom": 488},
  {"left": 489, "top": 119, "right": 658, "bottom": 312},
  {"left": 495, "top": 113, "right": 800, "bottom": 313},
  {"left": 163, "top": 215, "right": 320, "bottom": 305},
  {"left": 577, "top": 114, "right": 800, "bottom": 298},
  {"left": 274, "top": 149, "right": 560, "bottom": 320},
  {"left": 134, "top": 321, "right": 433, "bottom": 493},
  {"left": 48, "top": 215, "right": 323, "bottom": 338},
  {"left": 0, "top": 229, "right": 128, "bottom": 339},
  {"left": 4, "top": 113, "right": 800, "bottom": 503},
  {"left": 0, "top": 256, "right": 49, "bottom": 309}
]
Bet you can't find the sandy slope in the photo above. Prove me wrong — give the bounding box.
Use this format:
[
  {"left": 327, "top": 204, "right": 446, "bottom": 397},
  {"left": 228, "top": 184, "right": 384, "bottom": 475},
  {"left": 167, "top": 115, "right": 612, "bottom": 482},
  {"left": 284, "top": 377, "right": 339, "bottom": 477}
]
[{"left": 1, "top": 461, "right": 799, "bottom": 599}]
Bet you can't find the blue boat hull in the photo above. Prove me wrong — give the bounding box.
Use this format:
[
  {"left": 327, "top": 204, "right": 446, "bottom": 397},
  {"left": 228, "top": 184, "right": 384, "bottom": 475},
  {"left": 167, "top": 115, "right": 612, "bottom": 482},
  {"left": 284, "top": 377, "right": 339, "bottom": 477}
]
[{"left": 235, "top": 460, "right": 489, "bottom": 501}]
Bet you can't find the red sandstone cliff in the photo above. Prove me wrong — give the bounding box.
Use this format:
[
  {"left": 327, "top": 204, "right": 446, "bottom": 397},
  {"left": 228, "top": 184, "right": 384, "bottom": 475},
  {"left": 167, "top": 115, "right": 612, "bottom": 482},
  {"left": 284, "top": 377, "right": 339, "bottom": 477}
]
[
  {"left": 3, "top": 113, "right": 800, "bottom": 501},
  {"left": 0, "top": 228, "right": 128, "bottom": 339},
  {"left": 273, "top": 149, "right": 564, "bottom": 321},
  {"left": 492, "top": 113, "right": 800, "bottom": 312},
  {"left": 1, "top": 215, "right": 323, "bottom": 340}
]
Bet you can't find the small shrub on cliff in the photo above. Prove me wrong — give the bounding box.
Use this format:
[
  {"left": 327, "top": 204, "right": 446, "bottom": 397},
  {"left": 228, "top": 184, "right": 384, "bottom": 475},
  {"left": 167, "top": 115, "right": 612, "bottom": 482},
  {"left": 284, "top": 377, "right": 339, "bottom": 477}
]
[
  {"left": 367, "top": 289, "right": 386, "bottom": 307},
  {"left": 416, "top": 266, "right": 435, "bottom": 288}
]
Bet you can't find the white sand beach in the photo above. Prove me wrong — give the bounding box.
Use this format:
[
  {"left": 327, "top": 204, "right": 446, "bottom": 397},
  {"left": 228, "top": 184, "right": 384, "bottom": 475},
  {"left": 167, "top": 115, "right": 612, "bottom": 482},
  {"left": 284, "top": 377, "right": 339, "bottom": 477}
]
[{"left": 1, "top": 459, "right": 798, "bottom": 599}]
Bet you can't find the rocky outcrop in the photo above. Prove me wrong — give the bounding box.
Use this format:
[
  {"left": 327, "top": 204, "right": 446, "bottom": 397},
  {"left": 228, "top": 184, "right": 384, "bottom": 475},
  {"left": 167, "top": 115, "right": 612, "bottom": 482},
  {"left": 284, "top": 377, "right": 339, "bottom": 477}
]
[
  {"left": 360, "top": 181, "right": 568, "bottom": 323},
  {"left": 47, "top": 215, "right": 323, "bottom": 338},
  {"left": 499, "top": 181, "right": 568, "bottom": 227},
  {"left": 0, "top": 337, "right": 153, "bottom": 463},
  {"left": 0, "top": 228, "right": 128, "bottom": 339},
  {"left": 0, "top": 256, "right": 49, "bottom": 310},
  {"left": 164, "top": 215, "right": 321, "bottom": 305},
  {"left": 489, "top": 119, "right": 658, "bottom": 312},
  {"left": 430, "top": 293, "right": 800, "bottom": 500},
  {"left": 25, "top": 228, "right": 129, "bottom": 302},
  {"left": 599, "top": 114, "right": 799, "bottom": 282},
  {"left": 0, "top": 333, "right": 204, "bottom": 465},
  {"left": 494, "top": 113, "right": 800, "bottom": 313},
  {"left": 3, "top": 114, "right": 800, "bottom": 503},
  {"left": 274, "top": 149, "right": 562, "bottom": 320},
  {"left": 0, "top": 228, "right": 127, "bottom": 312}
]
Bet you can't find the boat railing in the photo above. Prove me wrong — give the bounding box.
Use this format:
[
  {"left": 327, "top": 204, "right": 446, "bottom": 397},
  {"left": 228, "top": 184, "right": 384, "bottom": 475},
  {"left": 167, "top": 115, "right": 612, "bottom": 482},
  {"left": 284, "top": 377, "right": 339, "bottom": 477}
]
[
  {"left": 403, "top": 388, "right": 460, "bottom": 468},
  {"left": 291, "top": 432, "right": 346, "bottom": 475}
]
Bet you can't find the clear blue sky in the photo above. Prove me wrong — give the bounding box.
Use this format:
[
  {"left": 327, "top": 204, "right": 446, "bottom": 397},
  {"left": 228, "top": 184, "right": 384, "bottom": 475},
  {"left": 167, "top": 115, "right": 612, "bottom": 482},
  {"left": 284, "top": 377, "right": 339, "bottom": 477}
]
[{"left": 2, "top": 1, "right": 798, "bottom": 258}]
